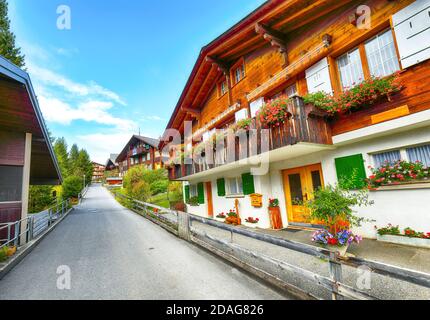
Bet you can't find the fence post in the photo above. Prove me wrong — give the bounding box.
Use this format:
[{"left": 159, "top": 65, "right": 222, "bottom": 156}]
[
  {"left": 14, "top": 221, "right": 20, "bottom": 247},
  {"left": 178, "top": 211, "right": 190, "bottom": 241},
  {"left": 329, "top": 252, "right": 344, "bottom": 300}
]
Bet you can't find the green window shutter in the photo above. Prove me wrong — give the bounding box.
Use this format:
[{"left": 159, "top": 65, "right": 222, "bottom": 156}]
[
  {"left": 242, "top": 172, "right": 255, "bottom": 195},
  {"left": 335, "top": 154, "right": 367, "bottom": 189},
  {"left": 197, "top": 182, "right": 205, "bottom": 204},
  {"left": 217, "top": 178, "right": 226, "bottom": 197},
  {"left": 184, "top": 185, "right": 190, "bottom": 202}
]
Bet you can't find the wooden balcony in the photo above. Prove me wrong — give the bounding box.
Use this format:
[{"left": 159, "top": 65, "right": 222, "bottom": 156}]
[{"left": 168, "top": 97, "right": 332, "bottom": 180}]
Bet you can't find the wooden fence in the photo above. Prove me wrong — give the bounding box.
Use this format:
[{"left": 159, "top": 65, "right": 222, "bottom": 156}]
[{"left": 112, "top": 192, "right": 430, "bottom": 300}]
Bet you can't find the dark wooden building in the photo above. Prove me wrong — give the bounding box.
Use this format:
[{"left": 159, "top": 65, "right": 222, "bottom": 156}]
[{"left": 0, "top": 55, "right": 62, "bottom": 237}]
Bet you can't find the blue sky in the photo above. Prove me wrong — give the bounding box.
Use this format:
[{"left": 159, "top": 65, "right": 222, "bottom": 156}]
[{"left": 9, "top": 0, "right": 266, "bottom": 163}]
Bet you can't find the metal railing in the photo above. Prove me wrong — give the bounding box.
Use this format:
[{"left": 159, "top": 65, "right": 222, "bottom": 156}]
[
  {"left": 0, "top": 186, "right": 90, "bottom": 253},
  {"left": 111, "top": 192, "right": 430, "bottom": 300},
  {"left": 0, "top": 199, "right": 72, "bottom": 252}
]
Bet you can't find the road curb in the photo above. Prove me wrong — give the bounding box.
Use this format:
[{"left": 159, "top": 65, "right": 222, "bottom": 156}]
[{"left": 0, "top": 207, "right": 75, "bottom": 281}]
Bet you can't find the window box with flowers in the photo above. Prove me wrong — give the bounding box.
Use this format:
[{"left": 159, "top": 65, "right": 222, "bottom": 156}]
[
  {"left": 367, "top": 160, "right": 430, "bottom": 190},
  {"left": 375, "top": 224, "right": 430, "bottom": 249},
  {"left": 303, "top": 74, "right": 403, "bottom": 117},
  {"left": 244, "top": 217, "right": 260, "bottom": 228},
  {"left": 215, "top": 212, "right": 227, "bottom": 222},
  {"left": 256, "top": 96, "right": 292, "bottom": 128}
]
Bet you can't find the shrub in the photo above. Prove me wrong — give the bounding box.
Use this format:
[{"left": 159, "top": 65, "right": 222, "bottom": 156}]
[
  {"left": 62, "top": 176, "right": 83, "bottom": 199},
  {"left": 0, "top": 247, "right": 8, "bottom": 262},
  {"left": 150, "top": 180, "right": 169, "bottom": 195},
  {"left": 187, "top": 196, "right": 199, "bottom": 206},
  {"left": 305, "top": 184, "right": 374, "bottom": 234}
]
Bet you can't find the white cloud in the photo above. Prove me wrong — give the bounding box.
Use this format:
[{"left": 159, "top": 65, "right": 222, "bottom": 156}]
[
  {"left": 141, "top": 115, "right": 165, "bottom": 121},
  {"left": 28, "top": 62, "right": 126, "bottom": 106},
  {"left": 38, "top": 96, "right": 137, "bottom": 130}
]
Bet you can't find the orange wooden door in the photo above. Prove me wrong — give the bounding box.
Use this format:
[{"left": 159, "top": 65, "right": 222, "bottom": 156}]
[
  {"left": 283, "top": 164, "right": 324, "bottom": 224},
  {"left": 206, "top": 182, "right": 214, "bottom": 218}
]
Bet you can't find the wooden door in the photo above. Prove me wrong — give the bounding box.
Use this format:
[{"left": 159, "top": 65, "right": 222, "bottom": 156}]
[
  {"left": 283, "top": 164, "right": 324, "bottom": 224},
  {"left": 206, "top": 182, "right": 214, "bottom": 218}
]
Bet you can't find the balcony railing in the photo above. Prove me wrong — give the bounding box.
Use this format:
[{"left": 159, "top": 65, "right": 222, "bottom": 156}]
[{"left": 168, "top": 97, "right": 332, "bottom": 180}]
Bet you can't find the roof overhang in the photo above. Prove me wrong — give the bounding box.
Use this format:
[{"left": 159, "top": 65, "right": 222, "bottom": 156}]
[
  {"left": 0, "top": 56, "right": 62, "bottom": 185},
  {"left": 160, "top": 0, "right": 355, "bottom": 146}
]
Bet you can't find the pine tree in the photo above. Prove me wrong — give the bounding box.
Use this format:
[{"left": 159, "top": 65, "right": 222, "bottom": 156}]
[
  {"left": 0, "top": 0, "right": 25, "bottom": 67},
  {"left": 53, "top": 137, "right": 70, "bottom": 178},
  {"left": 77, "top": 149, "right": 93, "bottom": 186},
  {"left": 69, "top": 144, "right": 80, "bottom": 175}
]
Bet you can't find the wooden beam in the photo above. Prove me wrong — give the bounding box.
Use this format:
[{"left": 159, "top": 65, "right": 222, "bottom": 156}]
[
  {"left": 206, "top": 56, "right": 230, "bottom": 75},
  {"left": 181, "top": 106, "right": 201, "bottom": 119},
  {"left": 255, "top": 22, "right": 288, "bottom": 53}
]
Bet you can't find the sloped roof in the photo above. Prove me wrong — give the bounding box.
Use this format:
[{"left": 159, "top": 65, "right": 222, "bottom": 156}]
[
  {"left": 0, "top": 55, "right": 62, "bottom": 185},
  {"left": 116, "top": 135, "right": 160, "bottom": 163}
]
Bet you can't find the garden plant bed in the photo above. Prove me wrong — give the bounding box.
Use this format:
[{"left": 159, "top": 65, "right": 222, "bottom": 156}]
[{"left": 376, "top": 234, "right": 430, "bottom": 249}]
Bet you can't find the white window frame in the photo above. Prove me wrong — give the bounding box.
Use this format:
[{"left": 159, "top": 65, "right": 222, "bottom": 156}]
[
  {"left": 337, "top": 48, "right": 365, "bottom": 90},
  {"left": 369, "top": 143, "right": 430, "bottom": 168},
  {"left": 235, "top": 108, "right": 249, "bottom": 122},
  {"left": 189, "top": 184, "right": 198, "bottom": 198},
  {"left": 364, "top": 29, "right": 400, "bottom": 78},
  {"left": 226, "top": 177, "right": 243, "bottom": 196},
  {"left": 250, "top": 97, "right": 264, "bottom": 118}
]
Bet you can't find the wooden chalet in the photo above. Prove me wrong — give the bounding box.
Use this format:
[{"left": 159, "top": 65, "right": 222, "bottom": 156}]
[
  {"left": 161, "top": 0, "right": 430, "bottom": 238},
  {"left": 0, "top": 55, "right": 62, "bottom": 238},
  {"left": 116, "top": 135, "right": 166, "bottom": 176}
]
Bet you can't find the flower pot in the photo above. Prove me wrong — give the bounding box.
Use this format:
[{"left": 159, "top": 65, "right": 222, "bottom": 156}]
[
  {"left": 268, "top": 207, "right": 283, "bottom": 230},
  {"left": 376, "top": 234, "right": 430, "bottom": 249},
  {"left": 325, "top": 244, "right": 349, "bottom": 257},
  {"left": 6, "top": 246, "right": 17, "bottom": 257},
  {"left": 225, "top": 216, "right": 240, "bottom": 225}
]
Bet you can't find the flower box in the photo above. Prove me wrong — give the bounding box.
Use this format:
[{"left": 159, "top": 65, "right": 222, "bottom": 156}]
[{"left": 376, "top": 234, "right": 430, "bottom": 249}]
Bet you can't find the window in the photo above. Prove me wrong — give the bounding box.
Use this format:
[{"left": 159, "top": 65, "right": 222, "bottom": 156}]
[
  {"left": 337, "top": 48, "right": 364, "bottom": 90},
  {"left": 407, "top": 144, "right": 430, "bottom": 167},
  {"left": 372, "top": 150, "right": 401, "bottom": 168},
  {"left": 233, "top": 64, "right": 245, "bottom": 84},
  {"left": 285, "top": 83, "right": 298, "bottom": 97},
  {"left": 365, "top": 29, "right": 400, "bottom": 78},
  {"left": 219, "top": 79, "right": 228, "bottom": 97},
  {"left": 306, "top": 58, "right": 333, "bottom": 94},
  {"left": 0, "top": 166, "right": 23, "bottom": 202},
  {"left": 235, "top": 108, "right": 249, "bottom": 122},
  {"left": 226, "top": 177, "right": 243, "bottom": 196},
  {"left": 250, "top": 97, "right": 264, "bottom": 118},
  {"left": 189, "top": 184, "right": 198, "bottom": 197}
]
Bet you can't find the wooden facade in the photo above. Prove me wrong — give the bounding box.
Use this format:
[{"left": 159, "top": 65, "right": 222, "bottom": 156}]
[
  {"left": 162, "top": 0, "right": 430, "bottom": 180},
  {"left": 0, "top": 56, "right": 62, "bottom": 240},
  {"left": 92, "top": 162, "right": 105, "bottom": 182},
  {"left": 116, "top": 135, "right": 166, "bottom": 176}
]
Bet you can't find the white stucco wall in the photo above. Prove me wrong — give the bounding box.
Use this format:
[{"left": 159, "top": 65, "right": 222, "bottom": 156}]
[{"left": 184, "top": 125, "right": 430, "bottom": 239}]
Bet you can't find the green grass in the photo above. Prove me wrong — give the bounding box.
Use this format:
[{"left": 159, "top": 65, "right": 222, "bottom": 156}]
[{"left": 149, "top": 193, "right": 170, "bottom": 208}]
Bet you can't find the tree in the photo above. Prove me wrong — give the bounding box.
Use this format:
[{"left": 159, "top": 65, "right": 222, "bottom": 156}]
[
  {"left": 69, "top": 144, "right": 80, "bottom": 175},
  {"left": 53, "top": 137, "right": 70, "bottom": 178},
  {"left": 62, "top": 176, "right": 83, "bottom": 199},
  {"left": 123, "top": 166, "right": 151, "bottom": 201},
  {"left": 0, "top": 0, "right": 25, "bottom": 67},
  {"left": 76, "top": 149, "right": 93, "bottom": 185},
  {"left": 29, "top": 185, "right": 54, "bottom": 213}
]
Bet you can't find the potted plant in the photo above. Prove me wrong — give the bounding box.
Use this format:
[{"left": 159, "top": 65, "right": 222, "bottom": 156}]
[
  {"left": 375, "top": 224, "right": 430, "bottom": 248},
  {"left": 312, "top": 229, "right": 363, "bottom": 256},
  {"left": 232, "top": 118, "right": 252, "bottom": 132},
  {"left": 225, "top": 209, "right": 240, "bottom": 225},
  {"left": 216, "top": 212, "right": 227, "bottom": 222},
  {"left": 245, "top": 217, "right": 259, "bottom": 226},
  {"left": 305, "top": 183, "right": 374, "bottom": 256},
  {"left": 187, "top": 196, "right": 200, "bottom": 207},
  {"left": 256, "top": 96, "right": 292, "bottom": 128},
  {"left": 268, "top": 198, "right": 283, "bottom": 230}
]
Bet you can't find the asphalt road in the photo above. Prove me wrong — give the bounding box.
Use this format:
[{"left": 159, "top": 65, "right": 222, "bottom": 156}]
[{"left": 0, "top": 185, "right": 288, "bottom": 300}]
